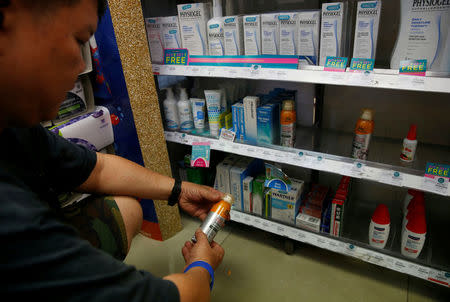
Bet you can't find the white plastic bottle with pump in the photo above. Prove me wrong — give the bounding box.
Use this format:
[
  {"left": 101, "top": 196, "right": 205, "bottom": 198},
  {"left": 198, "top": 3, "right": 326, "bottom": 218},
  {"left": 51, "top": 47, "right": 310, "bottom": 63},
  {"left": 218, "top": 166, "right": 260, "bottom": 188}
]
[
  {"left": 177, "top": 88, "right": 194, "bottom": 133},
  {"left": 207, "top": 0, "right": 225, "bottom": 56},
  {"left": 400, "top": 124, "right": 418, "bottom": 162},
  {"left": 162, "top": 87, "right": 179, "bottom": 131},
  {"left": 401, "top": 213, "right": 426, "bottom": 259},
  {"left": 368, "top": 204, "right": 390, "bottom": 249}
]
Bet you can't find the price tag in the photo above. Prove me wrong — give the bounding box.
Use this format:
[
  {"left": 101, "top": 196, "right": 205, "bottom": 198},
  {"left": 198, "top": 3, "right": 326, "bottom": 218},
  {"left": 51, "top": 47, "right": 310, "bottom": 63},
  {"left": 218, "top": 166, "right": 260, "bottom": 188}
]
[
  {"left": 276, "top": 225, "right": 287, "bottom": 236},
  {"left": 315, "top": 237, "right": 328, "bottom": 249},
  {"left": 310, "top": 155, "right": 326, "bottom": 170},
  {"left": 153, "top": 65, "right": 161, "bottom": 74},
  {"left": 379, "top": 170, "right": 404, "bottom": 187},
  {"left": 207, "top": 67, "right": 216, "bottom": 76},
  {"left": 347, "top": 71, "right": 376, "bottom": 86},
  {"left": 393, "top": 260, "right": 408, "bottom": 273},
  {"left": 165, "top": 132, "right": 174, "bottom": 141},
  {"left": 341, "top": 162, "right": 366, "bottom": 178},
  {"left": 245, "top": 64, "right": 262, "bottom": 78},
  {"left": 428, "top": 270, "right": 450, "bottom": 287},
  {"left": 275, "top": 70, "right": 289, "bottom": 80},
  {"left": 190, "top": 66, "right": 201, "bottom": 76},
  {"left": 227, "top": 68, "right": 239, "bottom": 78},
  {"left": 219, "top": 129, "right": 236, "bottom": 142},
  {"left": 422, "top": 163, "right": 449, "bottom": 195},
  {"left": 168, "top": 66, "right": 177, "bottom": 73},
  {"left": 407, "top": 263, "right": 430, "bottom": 280}
]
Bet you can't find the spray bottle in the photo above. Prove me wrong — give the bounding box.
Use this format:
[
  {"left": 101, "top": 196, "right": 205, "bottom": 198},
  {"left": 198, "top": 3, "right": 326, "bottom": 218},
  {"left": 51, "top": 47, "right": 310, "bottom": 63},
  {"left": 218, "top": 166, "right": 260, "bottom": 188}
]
[
  {"left": 351, "top": 109, "right": 374, "bottom": 160},
  {"left": 162, "top": 87, "right": 179, "bottom": 131},
  {"left": 177, "top": 88, "right": 194, "bottom": 133},
  {"left": 400, "top": 124, "right": 418, "bottom": 162},
  {"left": 192, "top": 194, "right": 234, "bottom": 244}
]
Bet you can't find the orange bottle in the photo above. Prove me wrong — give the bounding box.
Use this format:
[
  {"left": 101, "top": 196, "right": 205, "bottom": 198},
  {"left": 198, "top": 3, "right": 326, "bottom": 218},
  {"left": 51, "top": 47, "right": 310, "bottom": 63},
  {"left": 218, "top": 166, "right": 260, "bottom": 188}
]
[
  {"left": 280, "top": 100, "right": 296, "bottom": 147},
  {"left": 351, "top": 109, "right": 374, "bottom": 160},
  {"left": 192, "top": 194, "right": 234, "bottom": 243}
]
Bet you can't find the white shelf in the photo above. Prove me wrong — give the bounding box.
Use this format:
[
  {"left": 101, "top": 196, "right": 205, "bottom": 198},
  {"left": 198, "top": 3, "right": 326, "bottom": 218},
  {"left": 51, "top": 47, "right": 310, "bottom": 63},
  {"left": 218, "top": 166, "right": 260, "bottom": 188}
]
[
  {"left": 164, "top": 131, "right": 450, "bottom": 197},
  {"left": 230, "top": 210, "right": 450, "bottom": 288},
  {"left": 153, "top": 64, "right": 450, "bottom": 94}
]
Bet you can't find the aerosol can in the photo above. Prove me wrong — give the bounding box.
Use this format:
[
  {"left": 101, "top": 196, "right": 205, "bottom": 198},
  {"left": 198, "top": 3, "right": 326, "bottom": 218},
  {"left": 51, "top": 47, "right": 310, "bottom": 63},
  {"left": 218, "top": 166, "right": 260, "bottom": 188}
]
[{"left": 192, "top": 194, "right": 234, "bottom": 243}]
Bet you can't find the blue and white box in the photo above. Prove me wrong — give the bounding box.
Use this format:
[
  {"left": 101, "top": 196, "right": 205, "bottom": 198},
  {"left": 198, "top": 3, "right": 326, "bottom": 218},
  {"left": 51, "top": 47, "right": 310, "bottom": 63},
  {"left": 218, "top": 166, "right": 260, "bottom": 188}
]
[
  {"left": 257, "top": 102, "right": 280, "bottom": 145},
  {"left": 271, "top": 179, "right": 305, "bottom": 224},
  {"left": 243, "top": 96, "right": 260, "bottom": 144}
]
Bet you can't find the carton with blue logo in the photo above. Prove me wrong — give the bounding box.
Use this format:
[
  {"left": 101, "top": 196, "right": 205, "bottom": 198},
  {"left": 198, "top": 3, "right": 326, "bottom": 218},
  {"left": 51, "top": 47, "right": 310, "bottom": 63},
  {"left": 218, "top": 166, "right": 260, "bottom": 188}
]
[
  {"left": 230, "top": 158, "right": 264, "bottom": 211},
  {"left": 257, "top": 102, "right": 280, "bottom": 145},
  {"left": 271, "top": 179, "right": 305, "bottom": 224}
]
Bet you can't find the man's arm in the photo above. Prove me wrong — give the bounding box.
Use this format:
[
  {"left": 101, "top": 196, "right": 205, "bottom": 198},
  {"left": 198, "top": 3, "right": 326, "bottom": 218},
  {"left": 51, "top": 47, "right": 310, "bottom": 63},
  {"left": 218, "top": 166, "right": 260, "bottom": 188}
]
[{"left": 77, "top": 153, "right": 176, "bottom": 200}]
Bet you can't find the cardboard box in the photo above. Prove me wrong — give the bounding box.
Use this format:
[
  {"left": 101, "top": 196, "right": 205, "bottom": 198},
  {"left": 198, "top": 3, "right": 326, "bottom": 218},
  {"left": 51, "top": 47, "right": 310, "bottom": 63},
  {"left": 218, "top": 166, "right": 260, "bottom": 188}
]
[
  {"left": 243, "top": 176, "right": 253, "bottom": 213},
  {"left": 296, "top": 212, "right": 321, "bottom": 232},
  {"left": 271, "top": 179, "right": 305, "bottom": 224},
  {"left": 243, "top": 96, "right": 260, "bottom": 144},
  {"left": 252, "top": 176, "right": 266, "bottom": 216}
]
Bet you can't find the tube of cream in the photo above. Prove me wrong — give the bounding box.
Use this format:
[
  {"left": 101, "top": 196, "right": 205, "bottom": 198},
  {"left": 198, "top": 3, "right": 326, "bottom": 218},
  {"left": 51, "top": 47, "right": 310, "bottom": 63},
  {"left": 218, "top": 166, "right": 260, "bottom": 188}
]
[
  {"left": 204, "top": 90, "right": 222, "bottom": 137},
  {"left": 190, "top": 98, "right": 206, "bottom": 133}
]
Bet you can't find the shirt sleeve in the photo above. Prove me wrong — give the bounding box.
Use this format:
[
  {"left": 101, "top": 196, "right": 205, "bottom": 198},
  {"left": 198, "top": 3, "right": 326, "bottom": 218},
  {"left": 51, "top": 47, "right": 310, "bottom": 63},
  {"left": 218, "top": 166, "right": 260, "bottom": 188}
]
[
  {"left": 34, "top": 125, "right": 98, "bottom": 191},
  {"left": 0, "top": 183, "right": 180, "bottom": 302}
]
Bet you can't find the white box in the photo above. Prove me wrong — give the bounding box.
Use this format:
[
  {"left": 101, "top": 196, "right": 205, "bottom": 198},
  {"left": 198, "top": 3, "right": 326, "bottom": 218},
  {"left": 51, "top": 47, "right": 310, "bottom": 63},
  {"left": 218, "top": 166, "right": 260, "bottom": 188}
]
[
  {"left": 243, "top": 176, "right": 254, "bottom": 213},
  {"left": 177, "top": 3, "right": 210, "bottom": 55},
  {"left": 230, "top": 159, "right": 252, "bottom": 211},
  {"left": 296, "top": 213, "right": 321, "bottom": 232},
  {"left": 298, "top": 10, "right": 321, "bottom": 66},
  {"left": 243, "top": 15, "right": 261, "bottom": 55},
  {"left": 319, "top": 2, "right": 347, "bottom": 65},
  {"left": 224, "top": 16, "right": 244, "bottom": 56},
  {"left": 261, "top": 13, "right": 280, "bottom": 55},
  {"left": 160, "top": 16, "right": 182, "bottom": 49},
  {"left": 243, "top": 96, "right": 260, "bottom": 144},
  {"left": 145, "top": 17, "right": 164, "bottom": 63},
  {"left": 279, "top": 12, "right": 299, "bottom": 55},
  {"left": 271, "top": 179, "right": 305, "bottom": 224},
  {"left": 353, "top": 1, "right": 381, "bottom": 60},
  {"left": 215, "top": 155, "right": 239, "bottom": 193}
]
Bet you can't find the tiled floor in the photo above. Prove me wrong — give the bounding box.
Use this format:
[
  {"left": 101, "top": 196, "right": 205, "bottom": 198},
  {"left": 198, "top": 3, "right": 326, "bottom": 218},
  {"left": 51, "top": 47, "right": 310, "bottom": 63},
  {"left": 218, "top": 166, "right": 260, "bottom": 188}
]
[{"left": 125, "top": 213, "right": 450, "bottom": 301}]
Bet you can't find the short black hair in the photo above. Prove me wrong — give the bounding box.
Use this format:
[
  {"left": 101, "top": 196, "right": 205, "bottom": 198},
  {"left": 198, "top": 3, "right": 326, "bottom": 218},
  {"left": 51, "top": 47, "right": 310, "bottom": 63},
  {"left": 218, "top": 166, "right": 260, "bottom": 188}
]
[{"left": 21, "top": 0, "right": 107, "bottom": 18}]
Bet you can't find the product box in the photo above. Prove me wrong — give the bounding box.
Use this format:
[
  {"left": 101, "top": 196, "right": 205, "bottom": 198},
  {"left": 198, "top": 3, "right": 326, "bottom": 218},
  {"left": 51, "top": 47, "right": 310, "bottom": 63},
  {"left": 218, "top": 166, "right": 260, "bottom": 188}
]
[
  {"left": 243, "top": 176, "right": 254, "bottom": 213},
  {"left": 271, "top": 179, "right": 305, "bottom": 224},
  {"left": 296, "top": 212, "right": 321, "bottom": 232},
  {"left": 298, "top": 10, "right": 321, "bottom": 66},
  {"left": 278, "top": 12, "right": 300, "bottom": 55},
  {"left": 224, "top": 16, "right": 244, "bottom": 56},
  {"left": 264, "top": 188, "right": 272, "bottom": 218},
  {"left": 243, "top": 15, "right": 261, "bottom": 55},
  {"left": 177, "top": 3, "right": 210, "bottom": 56},
  {"left": 252, "top": 176, "right": 266, "bottom": 216},
  {"left": 230, "top": 158, "right": 263, "bottom": 211},
  {"left": 261, "top": 13, "right": 280, "bottom": 55},
  {"left": 330, "top": 177, "right": 350, "bottom": 237},
  {"left": 231, "top": 102, "right": 242, "bottom": 139},
  {"left": 319, "top": 2, "right": 347, "bottom": 65},
  {"left": 145, "top": 18, "right": 164, "bottom": 64},
  {"left": 243, "top": 96, "right": 260, "bottom": 144},
  {"left": 159, "top": 16, "right": 182, "bottom": 49},
  {"left": 257, "top": 102, "right": 280, "bottom": 145},
  {"left": 353, "top": 1, "right": 381, "bottom": 60},
  {"left": 215, "top": 156, "right": 238, "bottom": 193}
]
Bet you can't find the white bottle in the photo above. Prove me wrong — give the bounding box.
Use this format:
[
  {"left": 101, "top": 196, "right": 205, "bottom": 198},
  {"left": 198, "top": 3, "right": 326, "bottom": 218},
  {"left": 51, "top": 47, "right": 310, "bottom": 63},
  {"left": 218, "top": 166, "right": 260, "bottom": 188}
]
[
  {"left": 401, "top": 213, "right": 426, "bottom": 259},
  {"left": 390, "top": 0, "right": 450, "bottom": 72},
  {"left": 163, "top": 87, "right": 179, "bottom": 131},
  {"left": 368, "top": 204, "right": 390, "bottom": 249},
  {"left": 207, "top": 0, "right": 225, "bottom": 56},
  {"left": 400, "top": 124, "right": 418, "bottom": 162},
  {"left": 177, "top": 88, "right": 194, "bottom": 133}
]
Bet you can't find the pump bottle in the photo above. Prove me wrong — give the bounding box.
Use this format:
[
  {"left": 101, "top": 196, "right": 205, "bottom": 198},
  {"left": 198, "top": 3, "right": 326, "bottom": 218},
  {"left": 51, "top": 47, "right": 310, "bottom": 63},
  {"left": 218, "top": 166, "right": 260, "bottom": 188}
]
[
  {"left": 162, "top": 87, "right": 179, "bottom": 131},
  {"left": 177, "top": 88, "right": 194, "bottom": 133}
]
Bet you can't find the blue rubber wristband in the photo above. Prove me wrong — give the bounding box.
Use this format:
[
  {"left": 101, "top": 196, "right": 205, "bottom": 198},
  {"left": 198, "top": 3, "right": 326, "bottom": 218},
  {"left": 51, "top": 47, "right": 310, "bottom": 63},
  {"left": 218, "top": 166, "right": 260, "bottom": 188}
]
[{"left": 183, "top": 261, "right": 214, "bottom": 291}]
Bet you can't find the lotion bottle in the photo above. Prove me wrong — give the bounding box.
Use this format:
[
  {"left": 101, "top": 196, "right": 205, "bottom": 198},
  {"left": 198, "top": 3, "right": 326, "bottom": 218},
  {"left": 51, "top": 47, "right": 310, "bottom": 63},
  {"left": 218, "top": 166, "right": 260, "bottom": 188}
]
[
  {"left": 401, "top": 213, "right": 426, "bottom": 259},
  {"left": 177, "top": 88, "right": 194, "bottom": 133},
  {"left": 163, "top": 87, "right": 179, "bottom": 131},
  {"left": 369, "top": 204, "right": 390, "bottom": 249}
]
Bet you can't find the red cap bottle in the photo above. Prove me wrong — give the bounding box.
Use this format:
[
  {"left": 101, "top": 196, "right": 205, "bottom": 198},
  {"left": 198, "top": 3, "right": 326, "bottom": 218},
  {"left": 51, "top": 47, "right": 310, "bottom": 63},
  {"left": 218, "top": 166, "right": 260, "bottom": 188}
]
[
  {"left": 372, "top": 204, "right": 390, "bottom": 225},
  {"left": 406, "top": 124, "right": 417, "bottom": 140}
]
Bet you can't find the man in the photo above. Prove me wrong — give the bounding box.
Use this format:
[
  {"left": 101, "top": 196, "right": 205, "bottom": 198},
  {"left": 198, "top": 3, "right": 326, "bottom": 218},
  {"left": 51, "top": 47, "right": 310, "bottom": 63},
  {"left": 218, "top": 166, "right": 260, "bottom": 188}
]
[{"left": 0, "top": 0, "right": 224, "bottom": 301}]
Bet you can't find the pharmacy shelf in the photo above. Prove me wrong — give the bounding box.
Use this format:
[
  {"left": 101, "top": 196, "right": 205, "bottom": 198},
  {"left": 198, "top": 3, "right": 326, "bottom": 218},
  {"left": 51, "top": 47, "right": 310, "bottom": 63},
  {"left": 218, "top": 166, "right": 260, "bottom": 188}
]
[
  {"left": 230, "top": 209, "right": 450, "bottom": 288},
  {"left": 164, "top": 131, "right": 450, "bottom": 197},
  {"left": 153, "top": 64, "right": 450, "bottom": 94}
]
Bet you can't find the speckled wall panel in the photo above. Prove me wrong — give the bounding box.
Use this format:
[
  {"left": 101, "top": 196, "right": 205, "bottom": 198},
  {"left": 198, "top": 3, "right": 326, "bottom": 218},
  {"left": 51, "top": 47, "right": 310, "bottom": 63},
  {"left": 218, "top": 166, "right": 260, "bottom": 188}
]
[{"left": 107, "top": 0, "right": 182, "bottom": 240}]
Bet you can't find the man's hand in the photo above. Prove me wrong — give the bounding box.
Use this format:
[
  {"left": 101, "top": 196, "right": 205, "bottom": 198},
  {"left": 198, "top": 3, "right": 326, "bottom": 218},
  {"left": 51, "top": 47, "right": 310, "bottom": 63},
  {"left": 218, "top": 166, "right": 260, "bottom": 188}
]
[
  {"left": 179, "top": 182, "right": 223, "bottom": 220},
  {"left": 182, "top": 229, "right": 225, "bottom": 271}
]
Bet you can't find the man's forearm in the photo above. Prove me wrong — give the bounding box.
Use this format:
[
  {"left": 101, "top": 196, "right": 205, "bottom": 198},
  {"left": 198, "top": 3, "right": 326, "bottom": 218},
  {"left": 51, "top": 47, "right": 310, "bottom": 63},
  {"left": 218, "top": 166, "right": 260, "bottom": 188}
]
[{"left": 78, "top": 153, "right": 175, "bottom": 200}]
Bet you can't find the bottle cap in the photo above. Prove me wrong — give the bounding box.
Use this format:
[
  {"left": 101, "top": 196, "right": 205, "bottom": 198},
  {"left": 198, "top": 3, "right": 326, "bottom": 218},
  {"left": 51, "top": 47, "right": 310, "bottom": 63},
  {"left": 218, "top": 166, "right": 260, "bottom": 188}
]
[
  {"left": 407, "top": 194, "right": 425, "bottom": 212},
  {"left": 406, "top": 124, "right": 417, "bottom": 140},
  {"left": 212, "top": 0, "right": 223, "bottom": 17},
  {"left": 180, "top": 88, "right": 189, "bottom": 101},
  {"left": 406, "top": 202, "right": 425, "bottom": 220},
  {"left": 282, "top": 100, "right": 295, "bottom": 111},
  {"left": 406, "top": 213, "right": 427, "bottom": 234},
  {"left": 165, "top": 87, "right": 175, "bottom": 99},
  {"left": 407, "top": 189, "right": 423, "bottom": 197},
  {"left": 360, "top": 109, "right": 374, "bottom": 121},
  {"left": 371, "top": 204, "right": 390, "bottom": 225},
  {"left": 223, "top": 193, "right": 234, "bottom": 205}
]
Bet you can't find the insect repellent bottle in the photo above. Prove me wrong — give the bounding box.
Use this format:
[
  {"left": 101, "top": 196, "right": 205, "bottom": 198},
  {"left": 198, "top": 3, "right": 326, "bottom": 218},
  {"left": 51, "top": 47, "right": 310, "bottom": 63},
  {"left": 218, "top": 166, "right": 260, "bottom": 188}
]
[
  {"left": 351, "top": 109, "right": 374, "bottom": 160},
  {"left": 280, "top": 100, "right": 296, "bottom": 148},
  {"left": 400, "top": 124, "right": 418, "bottom": 162},
  {"left": 177, "top": 88, "right": 194, "bottom": 133},
  {"left": 403, "top": 189, "right": 424, "bottom": 216},
  {"left": 401, "top": 213, "right": 426, "bottom": 259},
  {"left": 192, "top": 194, "right": 234, "bottom": 243},
  {"left": 368, "top": 204, "right": 390, "bottom": 249},
  {"left": 163, "top": 87, "right": 179, "bottom": 131}
]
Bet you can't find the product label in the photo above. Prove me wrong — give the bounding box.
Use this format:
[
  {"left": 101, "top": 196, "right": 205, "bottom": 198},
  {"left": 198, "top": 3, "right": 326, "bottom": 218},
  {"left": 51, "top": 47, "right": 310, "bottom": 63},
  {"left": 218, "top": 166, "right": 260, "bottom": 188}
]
[
  {"left": 324, "top": 56, "right": 348, "bottom": 72},
  {"left": 399, "top": 59, "right": 427, "bottom": 76},
  {"left": 372, "top": 227, "right": 387, "bottom": 243},
  {"left": 352, "top": 133, "right": 371, "bottom": 160},
  {"left": 219, "top": 128, "right": 236, "bottom": 142},
  {"left": 191, "top": 142, "right": 211, "bottom": 167}
]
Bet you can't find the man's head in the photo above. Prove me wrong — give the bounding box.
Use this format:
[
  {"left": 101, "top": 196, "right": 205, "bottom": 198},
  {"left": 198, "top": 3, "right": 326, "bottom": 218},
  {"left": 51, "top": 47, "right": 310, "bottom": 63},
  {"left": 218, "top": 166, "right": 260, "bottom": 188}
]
[{"left": 0, "top": 0, "right": 106, "bottom": 128}]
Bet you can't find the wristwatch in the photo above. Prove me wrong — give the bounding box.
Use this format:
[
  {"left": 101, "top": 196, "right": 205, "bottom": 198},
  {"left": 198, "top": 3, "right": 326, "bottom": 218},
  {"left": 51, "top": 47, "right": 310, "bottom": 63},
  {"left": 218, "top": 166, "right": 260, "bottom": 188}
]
[{"left": 168, "top": 179, "right": 182, "bottom": 206}]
